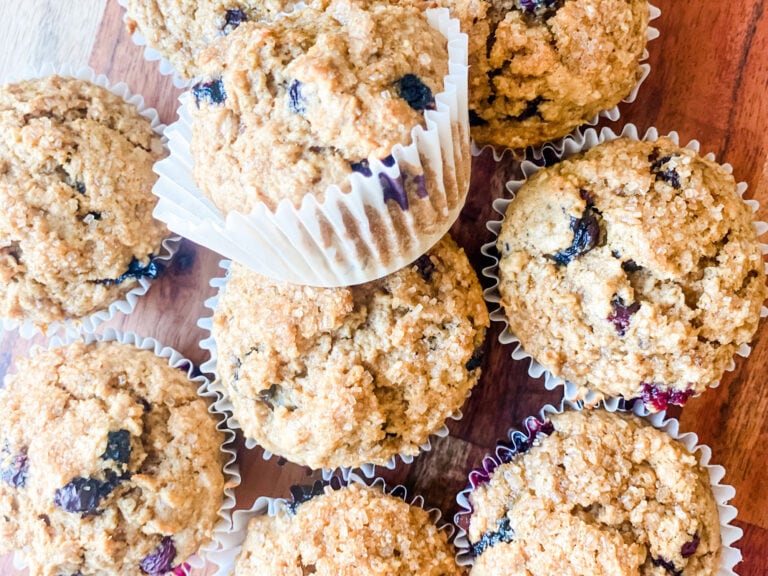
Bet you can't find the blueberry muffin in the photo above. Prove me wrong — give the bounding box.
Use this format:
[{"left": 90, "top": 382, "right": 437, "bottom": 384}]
[
  {"left": 236, "top": 482, "right": 464, "bottom": 575},
  {"left": 123, "top": 0, "right": 297, "bottom": 80},
  {"left": 190, "top": 0, "right": 450, "bottom": 212},
  {"left": 212, "top": 234, "right": 489, "bottom": 469},
  {"left": 451, "top": 0, "right": 649, "bottom": 148},
  {"left": 0, "top": 340, "right": 225, "bottom": 575},
  {"left": 0, "top": 75, "right": 167, "bottom": 326},
  {"left": 496, "top": 137, "right": 766, "bottom": 409},
  {"left": 467, "top": 409, "right": 721, "bottom": 575}
]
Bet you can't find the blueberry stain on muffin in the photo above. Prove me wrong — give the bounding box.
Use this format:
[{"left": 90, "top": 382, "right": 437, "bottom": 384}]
[
  {"left": 102, "top": 429, "right": 132, "bottom": 465},
  {"left": 395, "top": 74, "right": 435, "bottom": 111},
  {"left": 223, "top": 9, "right": 247, "bottom": 34},
  {"left": 192, "top": 78, "right": 226, "bottom": 108},
  {"left": 287, "top": 80, "right": 305, "bottom": 114},
  {"left": 140, "top": 536, "right": 176, "bottom": 575},
  {"left": 1, "top": 446, "right": 29, "bottom": 488},
  {"left": 471, "top": 517, "right": 515, "bottom": 556}
]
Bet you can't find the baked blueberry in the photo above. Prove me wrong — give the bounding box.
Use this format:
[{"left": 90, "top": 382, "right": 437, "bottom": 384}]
[
  {"left": 192, "top": 79, "right": 226, "bottom": 108},
  {"left": 395, "top": 74, "right": 435, "bottom": 111},
  {"left": 639, "top": 382, "right": 694, "bottom": 411},
  {"left": 607, "top": 295, "right": 641, "bottom": 336},
  {"left": 53, "top": 472, "right": 124, "bottom": 515},
  {"left": 98, "top": 256, "right": 163, "bottom": 286},
  {"left": 223, "top": 9, "right": 247, "bottom": 34},
  {"left": 547, "top": 205, "right": 600, "bottom": 266},
  {"left": 288, "top": 480, "right": 328, "bottom": 513},
  {"left": 414, "top": 254, "right": 435, "bottom": 281},
  {"left": 140, "top": 536, "right": 176, "bottom": 575},
  {"left": 102, "top": 429, "right": 131, "bottom": 465},
  {"left": 0, "top": 447, "right": 28, "bottom": 488},
  {"left": 471, "top": 517, "right": 515, "bottom": 556}
]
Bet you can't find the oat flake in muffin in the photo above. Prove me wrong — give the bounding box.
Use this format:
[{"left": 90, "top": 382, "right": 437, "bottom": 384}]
[
  {"left": 190, "top": 0, "right": 449, "bottom": 212},
  {"left": 467, "top": 409, "right": 721, "bottom": 575},
  {"left": 449, "top": 0, "right": 649, "bottom": 148},
  {"left": 496, "top": 136, "right": 766, "bottom": 409},
  {"left": 235, "top": 482, "right": 464, "bottom": 575},
  {"left": 0, "top": 340, "right": 224, "bottom": 576},
  {"left": 123, "top": 0, "right": 297, "bottom": 80},
  {"left": 212, "top": 234, "right": 489, "bottom": 469},
  {"left": 0, "top": 75, "right": 168, "bottom": 326}
]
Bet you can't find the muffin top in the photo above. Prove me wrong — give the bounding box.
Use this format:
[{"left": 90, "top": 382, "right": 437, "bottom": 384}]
[
  {"left": 236, "top": 482, "right": 464, "bottom": 575},
  {"left": 0, "top": 75, "right": 167, "bottom": 325},
  {"left": 191, "top": 0, "right": 449, "bottom": 212},
  {"left": 124, "top": 0, "right": 297, "bottom": 80},
  {"left": 0, "top": 340, "right": 225, "bottom": 576},
  {"left": 450, "top": 0, "right": 649, "bottom": 148},
  {"left": 496, "top": 137, "right": 766, "bottom": 408},
  {"left": 212, "top": 234, "right": 489, "bottom": 469},
  {"left": 467, "top": 409, "right": 721, "bottom": 576}
]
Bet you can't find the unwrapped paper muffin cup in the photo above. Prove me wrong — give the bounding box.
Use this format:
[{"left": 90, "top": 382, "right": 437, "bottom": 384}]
[
  {"left": 481, "top": 123, "right": 768, "bottom": 407},
  {"left": 152, "top": 8, "right": 470, "bottom": 287},
  {"left": 9, "top": 328, "right": 240, "bottom": 575},
  {"left": 206, "top": 473, "right": 458, "bottom": 574},
  {"left": 198, "top": 260, "right": 463, "bottom": 479},
  {"left": 472, "top": 2, "right": 661, "bottom": 162},
  {"left": 0, "top": 63, "right": 181, "bottom": 340},
  {"left": 453, "top": 399, "right": 743, "bottom": 575}
]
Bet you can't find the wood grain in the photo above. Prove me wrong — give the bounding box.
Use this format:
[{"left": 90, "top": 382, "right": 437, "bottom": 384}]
[{"left": 1, "top": 0, "right": 767, "bottom": 574}]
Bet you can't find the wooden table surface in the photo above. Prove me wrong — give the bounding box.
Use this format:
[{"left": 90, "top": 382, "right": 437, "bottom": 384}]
[{"left": 1, "top": 0, "right": 767, "bottom": 574}]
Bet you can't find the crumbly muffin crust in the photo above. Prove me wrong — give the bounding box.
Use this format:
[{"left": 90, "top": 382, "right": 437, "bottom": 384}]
[
  {"left": 191, "top": 0, "right": 449, "bottom": 212},
  {"left": 236, "top": 482, "right": 464, "bottom": 575},
  {"left": 0, "top": 341, "right": 225, "bottom": 576},
  {"left": 0, "top": 75, "right": 167, "bottom": 325},
  {"left": 213, "top": 235, "right": 489, "bottom": 469},
  {"left": 449, "top": 0, "right": 649, "bottom": 148},
  {"left": 124, "top": 0, "right": 296, "bottom": 80},
  {"left": 496, "top": 137, "right": 766, "bottom": 408},
  {"left": 468, "top": 409, "right": 721, "bottom": 576}
]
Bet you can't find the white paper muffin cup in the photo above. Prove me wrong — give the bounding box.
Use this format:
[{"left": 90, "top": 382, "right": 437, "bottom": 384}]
[
  {"left": 206, "top": 472, "right": 458, "bottom": 574},
  {"left": 453, "top": 400, "right": 743, "bottom": 575},
  {"left": 481, "top": 123, "right": 768, "bottom": 408},
  {"left": 152, "top": 8, "right": 470, "bottom": 287},
  {"left": 471, "top": 2, "right": 661, "bottom": 162},
  {"left": 197, "top": 259, "right": 463, "bottom": 480},
  {"left": 0, "top": 63, "right": 181, "bottom": 340},
  {"left": 8, "top": 328, "right": 240, "bottom": 575}
]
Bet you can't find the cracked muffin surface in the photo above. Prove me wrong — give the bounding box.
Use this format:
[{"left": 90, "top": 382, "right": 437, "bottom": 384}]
[
  {"left": 235, "top": 482, "right": 464, "bottom": 575},
  {"left": 496, "top": 137, "right": 766, "bottom": 408},
  {"left": 190, "top": 0, "right": 449, "bottom": 212},
  {"left": 0, "top": 75, "right": 167, "bottom": 325},
  {"left": 212, "top": 234, "right": 489, "bottom": 469},
  {"left": 449, "top": 0, "right": 649, "bottom": 148},
  {"left": 468, "top": 409, "right": 721, "bottom": 576},
  {"left": 0, "top": 340, "right": 225, "bottom": 576}
]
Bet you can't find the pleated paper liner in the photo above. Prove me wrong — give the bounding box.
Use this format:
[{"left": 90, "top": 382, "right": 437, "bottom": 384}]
[
  {"left": 453, "top": 399, "right": 743, "bottom": 575},
  {"left": 0, "top": 63, "right": 181, "bottom": 339},
  {"left": 198, "top": 259, "right": 464, "bottom": 481},
  {"left": 9, "top": 328, "right": 240, "bottom": 575},
  {"left": 481, "top": 123, "right": 768, "bottom": 409},
  {"left": 152, "top": 8, "right": 470, "bottom": 287},
  {"left": 206, "top": 473, "right": 459, "bottom": 575},
  {"left": 471, "top": 2, "right": 661, "bottom": 163}
]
